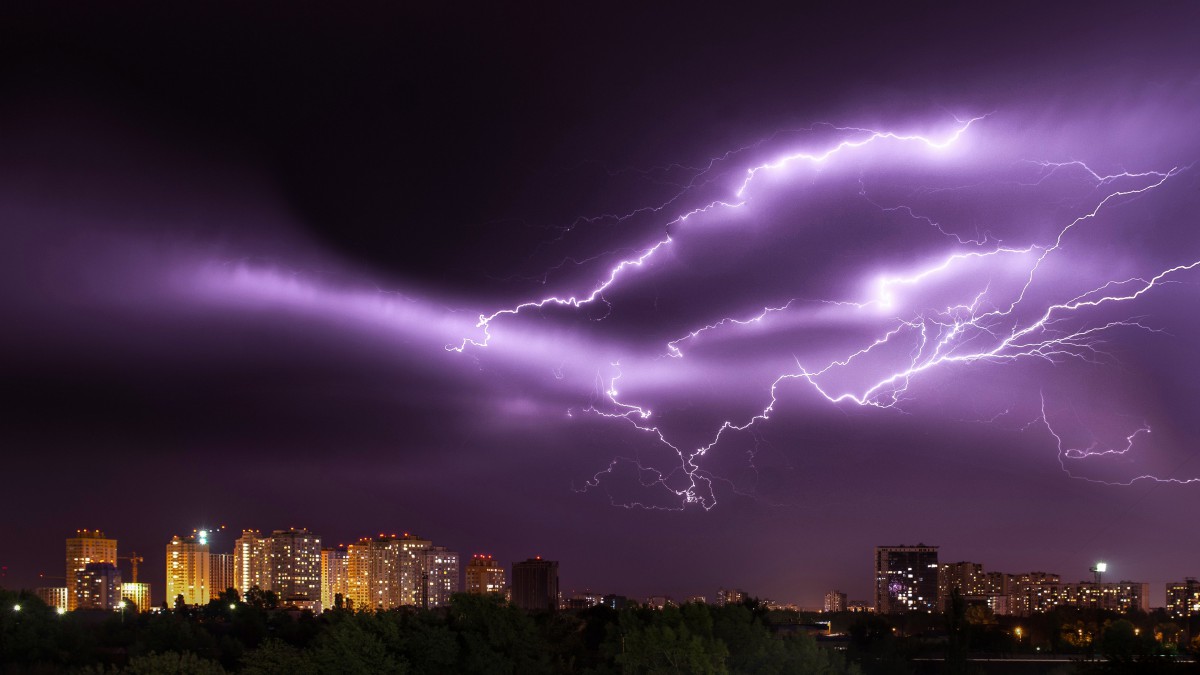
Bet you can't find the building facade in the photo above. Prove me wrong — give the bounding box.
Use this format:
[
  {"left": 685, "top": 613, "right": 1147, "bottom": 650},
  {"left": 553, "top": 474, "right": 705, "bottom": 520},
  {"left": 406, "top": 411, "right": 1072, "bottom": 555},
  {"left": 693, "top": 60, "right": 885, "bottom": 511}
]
[
  {"left": 268, "top": 529, "right": 323, "bottom": 609},
  {"left": 1167, "top": 579, "right": 1200, "bottom": 619},
  {"left": 321, "top": 547, "right": 350, "bottom": 610},
  {"left": 824, "top": 590, "right": 847, "bottom": 613},
  {"left": 75, "top": 562, "right": 122, "bottom": 610},
  {"left": 512, "top": 557, "right": 558, "bottom": 612},
  {"left": 875, "top": 545, "right": 939, "bottom": 613},
  {"left": 166, "top": 534, "right": 211, "bottom": 606},
  {"left": 422, "top": 546, "right": 459, "bottom": 608},
  {"left": 65, "top": 530, "right": 117, "bottom": 611},
  {"left": 121, "top": 582, "right": 152, "bottom": 612},
  {"left": 465, "top": 554, "right": 505, "bottom": 595},
  {"left": 35, "top": 587, "right": 68, "bottom": 611},
  {"left": 234, "top": 530, "right": 271, "bottom": 594}
]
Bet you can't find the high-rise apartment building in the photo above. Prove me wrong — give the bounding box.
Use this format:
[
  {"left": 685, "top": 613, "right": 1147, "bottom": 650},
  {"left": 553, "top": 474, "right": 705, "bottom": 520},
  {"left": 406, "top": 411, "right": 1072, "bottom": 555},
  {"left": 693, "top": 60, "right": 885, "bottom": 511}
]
[
  {"left": 65, "top": 530, "right": 117, "bottom": 611},
  {"left": 269, "top": 529, "right": 322, "bottom": 609},
  {"left": 210, "top": 553, "right": 235, "bottom": 599},
  {"left": 166, "top": 534, "right": 211, "bottom": 606},
  {"left": 512, "top": 557, "right": 558, "bottom": 612},
  {"left": 75, "top": 562, "right": 122, "bottom": 610},
  {"left": 875, "top": 545, "right": 939, "bottom": 613},
  {"left": 465, "top": 554, "right": 505, "bottom": 595},
  {"left": 396, "top": 534, "right": 432, "bottom": 607},
  {"left": 321, "top": 547, "right": 349, "bottom": 610},
  {"left": 421, "top": 546, "right": 459, "bottom": 608},
  {"left": 1167, "top": 578, "right": 1200, "bottom": 618},
  {"left": 937, "top": 561, "right": 990, "bottom": 611},
  {"left": 1006, "top": 572, "right": 1061, "bottom": 616},
  {"left": 347, "top": 536, "right": 403, "bottom": 610},
  {"left": 234, "top": 530, "right": 271, "bottom": 594},
  {"left": 824, "top": 590, "right": 847, "bottom": 613}
]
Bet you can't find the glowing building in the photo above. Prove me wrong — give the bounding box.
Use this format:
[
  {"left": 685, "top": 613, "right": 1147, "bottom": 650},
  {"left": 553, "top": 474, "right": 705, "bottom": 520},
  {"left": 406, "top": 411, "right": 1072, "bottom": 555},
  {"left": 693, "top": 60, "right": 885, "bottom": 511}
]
[
  {"left": 210, "top": 553, "right": 235, "bottom": 599},
  {"left": 396, "top": 534, "right": 432, "bottom": 606},
  {"left": 511, "top": 557, "right": 558, "bottom": 612},
  {"left": 75, "top": 562, "right": 122, "bottom": 610},
  {"left": 269, "top": 528, "right": 322, "bottom": 609},
  {"left": 65, "top": 529, "right": 117, "bottom": 611},
  {"left": 121, "top": 582, "right": 152, "bottom": 612},
  {"left": 35, "top": 587, "right": 68, "bottom": 611},
  {"left": 465, "top": 554, "right": 505, "bottom": 595},
  {"left": 1167, "top": 578, "right": 1200, "bottom": 619},
  {"left": 166, "top": 534, "right": 211, "bottom": 606},
  {"left": 937, "top": 561, "right": 990, "bottom": 611},
  {"left": 824, "top": 590, "right": 847, "bottom": 613},
  {"left": 421, "top": 546, "right": 459, "bottom": 608},
  {"left": 347, "top": 536, "right": 403, "bottom": 610},
  {"left": 234, "top": 530, "right": 271, "bottom": 594},
  {"left": 321, "top": 546, "right": 349, "bottom": 611},
  {"left": 875, "top": 544, "right": 939, "bottom": 613},
  {"left": 716, "top": 588, "right": 747, "bottom": 607}
]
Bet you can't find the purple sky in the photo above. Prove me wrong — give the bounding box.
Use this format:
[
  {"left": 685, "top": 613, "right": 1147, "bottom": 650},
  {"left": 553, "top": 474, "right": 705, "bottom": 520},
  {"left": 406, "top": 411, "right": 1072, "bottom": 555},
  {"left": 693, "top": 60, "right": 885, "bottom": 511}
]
[{"left": 3, "top": 2, "right": 1200, "bottom": 607}]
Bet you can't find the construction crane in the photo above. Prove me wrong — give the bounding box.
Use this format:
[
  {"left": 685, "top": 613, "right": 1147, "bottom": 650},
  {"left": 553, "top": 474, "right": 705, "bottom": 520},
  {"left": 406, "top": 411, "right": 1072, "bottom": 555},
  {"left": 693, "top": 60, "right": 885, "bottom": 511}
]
[{"left": 118, "top": 552, "right": 144, "bottom": 583}]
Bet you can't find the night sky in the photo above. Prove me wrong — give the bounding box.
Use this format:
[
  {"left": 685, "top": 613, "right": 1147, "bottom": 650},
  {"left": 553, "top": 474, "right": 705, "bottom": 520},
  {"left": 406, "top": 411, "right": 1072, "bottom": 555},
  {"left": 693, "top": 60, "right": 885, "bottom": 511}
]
[{"left": 3, "top": 2, "right": 1200, "bottom": 607}]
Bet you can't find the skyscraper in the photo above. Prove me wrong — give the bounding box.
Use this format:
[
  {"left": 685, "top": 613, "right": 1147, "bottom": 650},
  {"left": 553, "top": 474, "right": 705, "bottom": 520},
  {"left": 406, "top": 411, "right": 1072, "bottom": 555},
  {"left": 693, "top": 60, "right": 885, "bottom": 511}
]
[
  {"left": 65, "top": 529, "right": 117, "bottom": 611},
  {"left": 347, "top": 536, "right": 403, "bottom": 610},
  {"left": 75, "top": 562, "right": 122, "bottom": 610},
  {"left": 321, "top": 546, "right": 349, "bottom": 610},
  {"left": 234, "top": 530, "right": 270, "bottom": 594},
  {"left": 269, "top": 528, "right": 323, "bottom": 609},
  {"left": 465, "top": 554, "right": 505, "bottom": 595},
  {"left": 210, "top": 553, "right": 235, "bottom": 599},
  {"left": 396, "top": 534, "right": 431, "bottom": 607},
  {"left": 166, "top": 534, "right": 211, "bottom": 606},
  {"left": 937, "top": 561, "right": 989, "bottom": 612},
  {"left": 512, "top": 557, "right": 558, "bottom": 612},
  {"left": 875, "top": 544, "right": 939, "bottom": 613},
  {"left": 421, "top": 546, "right": 459, "bottom": 608}
]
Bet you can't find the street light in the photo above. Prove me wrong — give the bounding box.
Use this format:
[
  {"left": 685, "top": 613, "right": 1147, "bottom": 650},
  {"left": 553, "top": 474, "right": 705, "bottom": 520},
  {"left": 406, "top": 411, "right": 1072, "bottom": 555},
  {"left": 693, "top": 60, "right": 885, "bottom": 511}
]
[
  {"left": 1090, "top": 562, "right": 1107, "bottom": 585},
  {"left": 56, "top": 607, "right": 66, "bottom": 616},
  {"left": 12, "top": 604, "right": 20, "bottom": 612}
]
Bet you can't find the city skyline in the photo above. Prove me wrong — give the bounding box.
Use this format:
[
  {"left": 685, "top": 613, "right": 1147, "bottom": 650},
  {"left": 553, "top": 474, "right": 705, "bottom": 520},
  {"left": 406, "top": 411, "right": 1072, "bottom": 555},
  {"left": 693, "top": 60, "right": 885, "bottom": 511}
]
[
  {"left": 22, "top": 525, "right": 1200, "bottom": 611},
  {"left": 3, "top": 3, "right": 1200, "bottom": 616}
]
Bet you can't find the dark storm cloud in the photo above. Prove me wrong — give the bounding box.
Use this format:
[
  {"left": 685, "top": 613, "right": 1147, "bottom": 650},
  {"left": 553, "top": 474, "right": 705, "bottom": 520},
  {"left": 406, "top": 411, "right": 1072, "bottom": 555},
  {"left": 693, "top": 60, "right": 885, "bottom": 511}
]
[{"left": 3, "top": 1, "right": 1200, "bottom": 606}]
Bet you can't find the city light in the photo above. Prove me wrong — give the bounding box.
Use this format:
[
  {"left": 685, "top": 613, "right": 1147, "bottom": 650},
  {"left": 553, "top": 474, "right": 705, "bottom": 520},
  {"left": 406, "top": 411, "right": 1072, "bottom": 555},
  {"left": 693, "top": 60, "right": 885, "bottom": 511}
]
[
  {"left": 13, "top": 604, "right": 20, "bottom": 612},
  {"left": 1095, "top": 562, "right": 1107, "bottom": 573}
]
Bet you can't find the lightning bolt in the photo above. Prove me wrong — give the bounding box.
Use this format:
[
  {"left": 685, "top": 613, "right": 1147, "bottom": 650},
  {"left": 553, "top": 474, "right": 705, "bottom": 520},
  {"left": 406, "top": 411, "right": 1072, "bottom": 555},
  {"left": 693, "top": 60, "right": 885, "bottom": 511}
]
[{"left": 449, "top": 113, "right": 1199, "bottom": 508}]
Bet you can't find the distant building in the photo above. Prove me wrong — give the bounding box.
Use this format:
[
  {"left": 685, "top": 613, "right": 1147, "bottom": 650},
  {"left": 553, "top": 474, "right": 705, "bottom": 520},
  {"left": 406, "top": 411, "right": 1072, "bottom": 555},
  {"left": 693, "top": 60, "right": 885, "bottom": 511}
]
[
  {"left": 687, "top": 596, "right": 707, "bottom": 605},
  {"left": 716, "top": 588, "right": 747, "bottom": 607},
  {"left": 824, "top": 591, "right": 847, "bottom": 613},
  {"left": 875, "top": 545, "right": 939, "bottom": 613},
  {"left": 1006, "top": 572, "right": 1062, "bottom": 616},
  {"left": 422, "top": 546, "right": 459, "bottom": 608},
  {"left": 1167, "top": 579, "right": 1200, "bottom": 618},
  {"left": 75, "top": 562, "right": 122, "bottom": 610},
  {"left": 269, "top": 529, "right": 323, "bottom": 609},
  {"left": 166, "top": 534, "right": 211, "bottom": 606},
  {"left": 65, "top": 530, "right": 117, "bottom": 611},
  {"left": 234, "top": 530, "right": 271, "bottom": 594},
  {"left": 1062, "top": 581, "right": 1149, "bottom": 613},
  {"left": 321, "top": 547, "right": 349, "bottom": 611},
  {"left": 35, "top": 587, "right": 68, "bottom": 611},
  {"left": 938, "top": 561, "right": 992, "bottom": 612},
  {"left": 347, "top": 536, "right": 402, "bottom": 610},
  {"left": 121, "top": 582, "right": 152, "bottom": 612},
  {"left": 847, "top": 600, "right": 874, "bottom": 613},
  {"left": 646, "top": 595, "right": 675, "bottom": 610},
  {"left": 465, "top": 554, "right": 505, "bottom": 595},
  {"left": 564, "top": 590, "right": 603, "bottom": 610},
  {"left": 210, "top": 553, "right": 235, "bottom": 599},
  {"left": 512, "top": 557, "right": 558, "bottom": 612}
]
